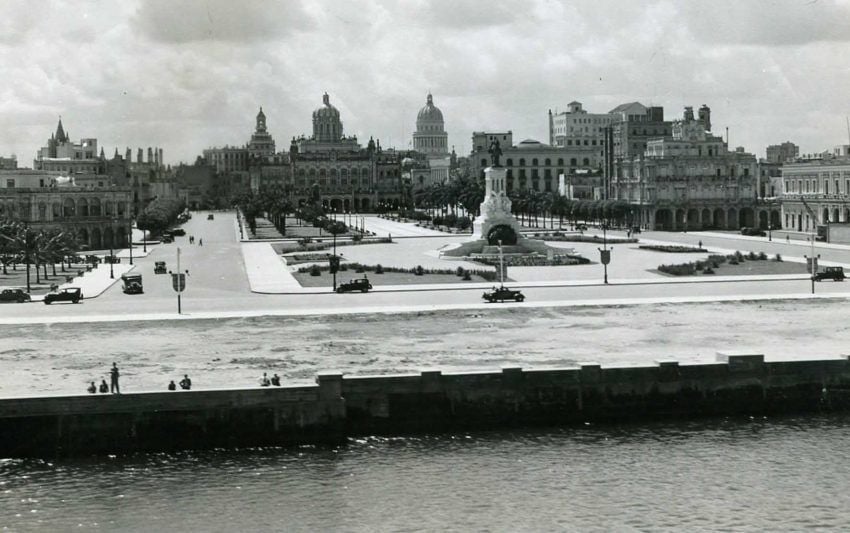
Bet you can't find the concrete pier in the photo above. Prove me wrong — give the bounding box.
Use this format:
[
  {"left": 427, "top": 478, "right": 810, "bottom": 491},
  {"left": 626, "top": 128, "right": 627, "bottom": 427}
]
[{"left": 2, "top": 353, "right": 850, "bottom": 457}]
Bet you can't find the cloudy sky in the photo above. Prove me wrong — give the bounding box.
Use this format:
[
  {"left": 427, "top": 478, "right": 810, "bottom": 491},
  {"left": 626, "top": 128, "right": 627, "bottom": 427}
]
[{"left": 1, "top": 0, "right": 849, "bottom": 165}]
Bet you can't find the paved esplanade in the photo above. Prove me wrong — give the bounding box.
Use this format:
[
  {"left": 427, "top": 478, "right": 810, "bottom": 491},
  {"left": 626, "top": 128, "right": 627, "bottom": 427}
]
[{"left": 1, "top": 211, "right": 849, "bottom": 325}]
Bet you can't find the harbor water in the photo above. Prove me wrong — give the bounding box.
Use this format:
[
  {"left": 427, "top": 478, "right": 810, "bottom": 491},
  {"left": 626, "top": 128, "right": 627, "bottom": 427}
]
[{"left": 3, "top": 416, "right": 850, "bottom": 531}]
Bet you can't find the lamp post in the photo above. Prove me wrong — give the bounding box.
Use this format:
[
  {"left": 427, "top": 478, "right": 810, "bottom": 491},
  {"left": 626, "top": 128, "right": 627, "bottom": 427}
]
[
  {"left": 109, "top": 219, "right": 115, "bottom": 279},
  {"left": 598, "top": 224, "right": 611, "bottom": 284},
  {"left": 128, "top": 218, "right": 134, "bottom": 265}
]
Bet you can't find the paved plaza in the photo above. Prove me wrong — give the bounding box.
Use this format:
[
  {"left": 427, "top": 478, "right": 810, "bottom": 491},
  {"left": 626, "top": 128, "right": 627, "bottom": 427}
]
[{"left": 1, "top": 210, "right": 850, "bottom": 326}]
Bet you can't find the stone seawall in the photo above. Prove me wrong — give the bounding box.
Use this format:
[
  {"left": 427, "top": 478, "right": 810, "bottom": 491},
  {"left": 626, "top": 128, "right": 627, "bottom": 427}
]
[{"left": 2, "top": 352, "right": 850, "bottom": 457}]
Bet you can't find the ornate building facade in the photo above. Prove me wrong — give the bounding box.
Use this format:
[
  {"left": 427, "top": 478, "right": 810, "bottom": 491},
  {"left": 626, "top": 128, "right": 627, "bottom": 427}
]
[
  {"left": 610, "top": 106, "right": 776, "bottom": 230},
  {"left": 246, "top": 94, "right": 406, "bottom": 211},
  {"left": 409, "top": 93, "right": 451, "bottom": 191},
  {"left": 780, "top": 153, "right": 850, "bottom": 232},
  {"left": 0, "top": 169, "right": 133, "bottom": 249}
]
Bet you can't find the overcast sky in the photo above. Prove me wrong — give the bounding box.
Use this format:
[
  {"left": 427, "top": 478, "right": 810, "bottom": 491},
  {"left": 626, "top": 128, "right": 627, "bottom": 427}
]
[{"left": 2, "top": 0, "right": 849, "bottom": 166}]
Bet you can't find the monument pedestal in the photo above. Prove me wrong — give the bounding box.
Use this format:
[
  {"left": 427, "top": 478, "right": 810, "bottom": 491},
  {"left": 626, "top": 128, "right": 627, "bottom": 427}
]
[{"left": 442, "top": 166, "right": 568, "bottom": 258}]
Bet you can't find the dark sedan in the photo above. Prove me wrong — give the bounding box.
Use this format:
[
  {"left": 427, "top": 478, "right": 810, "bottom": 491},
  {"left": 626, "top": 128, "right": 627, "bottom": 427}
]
[{"left": 0, "top": 289, "right": 31, "bottom": 303}]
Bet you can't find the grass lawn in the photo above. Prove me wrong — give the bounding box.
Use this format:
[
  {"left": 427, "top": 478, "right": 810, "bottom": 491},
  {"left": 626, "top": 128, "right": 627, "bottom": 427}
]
[
  {"left": 653, "top": 259, "right": 809, "bottom": 277},
  {"left": 293, "top": 270, "right": 502, "bottom": 287},
  {"left": 0, "top": 262, "right": 94, "bottom": 293}
]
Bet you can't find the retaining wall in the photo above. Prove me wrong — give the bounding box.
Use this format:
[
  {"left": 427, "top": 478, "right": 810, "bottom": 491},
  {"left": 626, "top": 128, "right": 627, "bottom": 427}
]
[{"left": 2, "top": 352, "right": 850, "bottom": 457}]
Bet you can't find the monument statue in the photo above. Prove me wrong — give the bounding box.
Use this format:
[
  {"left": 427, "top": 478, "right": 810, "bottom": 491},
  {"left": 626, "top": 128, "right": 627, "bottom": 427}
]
[{"left": 488, "top": 139, "right": 503, "bottom": 167}]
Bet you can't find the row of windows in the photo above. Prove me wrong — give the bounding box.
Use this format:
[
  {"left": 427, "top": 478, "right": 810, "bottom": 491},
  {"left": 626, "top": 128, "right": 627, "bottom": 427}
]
[
  {"left": 785, "top": 178, "right": 850, "bottom": 194},
  {"left": 481, "top": 158, "right": 594, "bottom": 168}
]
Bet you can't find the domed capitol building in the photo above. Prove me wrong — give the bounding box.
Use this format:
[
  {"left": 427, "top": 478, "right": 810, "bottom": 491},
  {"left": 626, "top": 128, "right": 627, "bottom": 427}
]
[{"left": 410, "top": 93, "right": 453, "bottom": 190}]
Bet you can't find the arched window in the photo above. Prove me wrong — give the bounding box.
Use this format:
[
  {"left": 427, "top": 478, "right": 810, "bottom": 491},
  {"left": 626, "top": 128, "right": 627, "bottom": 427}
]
[
  {"left": 532, "top": 158, "right": 538, "bottom": 166},
  {"left": 570, "top": 158, "right": 577, "bottom": 167},
  {"left": 506, "top": 158, "right": 513, "bottom": 167},
  {"left": 519, "top": 159, "right": 526, "bottom": 166},
  {"left": 582, "top": 158, "right": 590, "bottom": 166},
  {"left": 545, "top": 158, "right": 551, "bottom": 166},
  {"left": 557, "top": 158, "right": 564, "bottom": 166}
]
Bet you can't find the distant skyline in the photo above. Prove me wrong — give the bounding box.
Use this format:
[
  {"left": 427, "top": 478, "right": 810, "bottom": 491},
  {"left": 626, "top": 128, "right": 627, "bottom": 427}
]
[{"left": 2, "top": 0, "right": 850, "bottom": 165}]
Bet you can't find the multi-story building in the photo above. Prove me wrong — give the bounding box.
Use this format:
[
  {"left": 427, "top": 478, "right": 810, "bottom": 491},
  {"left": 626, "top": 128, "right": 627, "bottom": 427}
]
[
  {"left": 780, "top": 150, "right": 850, "bottom": 232},
  {"left": 247, "top": 108, "right": 276, "bottom": 159},
  {"left": 603, "top": 103, "right": 671, "bottom": 198},
  {"left": 33, "top": 119, "right": 103, "bottom": 175},
  {"left": 410, "top": 93, "right": 451, "bottom": 191},
  {"left": 548, "top": 101, "right": 612, "bottom": 167},
  {"left": 0, "top": 156, "right": 17, "bottom": 170},
  {"left": 610, "top": 106, "right": 775, "bottom": 230},
  {"left": 277, "top": 94, "right": 405, "bottom": 211},
  {"left": 766, "top": 141, "right": 799, "bottom": 164},
  {"left": 470, "top": 132, "right": 604, "bottom": 197},
  {"left": 0, "top": 169, "right": 133, "bottom": 250}
]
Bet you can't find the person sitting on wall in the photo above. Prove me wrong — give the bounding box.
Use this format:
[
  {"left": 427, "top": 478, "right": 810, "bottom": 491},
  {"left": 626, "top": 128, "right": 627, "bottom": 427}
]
[
  {"left": 260, "top": 372, "right": 271, "bottom": 387},
  {"left": 168, "top": 380, "right": 176, "bottom": 391},
  {"left": 271, "top": 374, "right": 281, "bottom": 386},
  {"left": 179, "top": 375, "right": 192, "bottom": 390},
  {"left": 87, "top": 381, "right": 97, "bottom": 394},
  {"left": 99, "top": 379, "right": 109, "bottom": 393}
]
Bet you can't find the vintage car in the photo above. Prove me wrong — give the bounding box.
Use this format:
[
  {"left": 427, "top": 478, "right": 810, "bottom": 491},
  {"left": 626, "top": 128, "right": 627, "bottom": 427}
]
[
  {"left": 0, "top": 288, "right": 31, "bottom": 304},
  {"left": 121, "top": 273, "right": 144, "bottom": 294},
  {"left": 482, "top": 286, "right": 525, "bottom": 303},
  {"left": 170, "top": 228, "right": 186, "bottom": 236},
  {"left": 207, "top": 214, "right": 215, "bottom": 220},
  {"left": 44, "top": 287, "right": 83, "bottom": 305},
  {"left": 336, "top": 278, "right": 373, "bottom": 293},
  {"left": 814, "top": 266, "right": 845, "bottom": 282},
  {"left": 154, "top": 261, "right": 167, "bottom": 274},
  {"left": 161, "top": 234, "right": 174, "bottom": 243},
  {"left": 103, "top": 255, "right": 121, "bottom": 264}
]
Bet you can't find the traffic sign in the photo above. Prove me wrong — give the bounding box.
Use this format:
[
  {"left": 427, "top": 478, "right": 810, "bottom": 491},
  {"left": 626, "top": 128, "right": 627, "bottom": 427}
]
[{"left": 171, "top": 273, "right": 186, "bottom": 292}]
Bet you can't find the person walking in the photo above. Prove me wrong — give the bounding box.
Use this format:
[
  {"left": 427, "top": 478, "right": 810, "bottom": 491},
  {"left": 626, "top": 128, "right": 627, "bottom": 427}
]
[
  {"left": 198, "top": 238, "right": 203, "bottom": 246},
  {"left": 110, "top": 362, "right": 120, "bottom": 394},
  {"left": 698, "top": 240, "right": 703, "bottom": 249}
]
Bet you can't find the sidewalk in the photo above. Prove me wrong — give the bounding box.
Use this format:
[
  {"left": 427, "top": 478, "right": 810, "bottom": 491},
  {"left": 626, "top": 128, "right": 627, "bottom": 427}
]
[{"left": 27, "top": 246, "right": 153, "bottom": 301}]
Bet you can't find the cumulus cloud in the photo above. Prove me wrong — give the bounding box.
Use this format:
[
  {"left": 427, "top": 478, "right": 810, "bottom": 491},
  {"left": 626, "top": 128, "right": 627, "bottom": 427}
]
[
  {"left": 131, "top": 0, "right": 314, "bottom": 43},
  {"left": 0, "top": 0, "right": 848, "bottom": 164}
]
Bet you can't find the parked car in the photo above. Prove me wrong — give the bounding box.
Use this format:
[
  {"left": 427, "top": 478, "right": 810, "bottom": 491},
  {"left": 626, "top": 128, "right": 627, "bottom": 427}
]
[
  {"left": 336, "top": 278, "right": 373, "bottom": 293},
  {"left": 121, "top": 273, "right": 144, "bottom": 294},
  {"left": 207, "top": 214, "right": 214, "bottom": 220},
  {"left": 154, "top": 261, "right": 167, "bottom": 274},
  {"left": 170, "top": 228, "right": 186, "bottom": 236},
  {"left": 740, "top": 227, "right": 766, "bottom": 237},
  {"left": 161, "top": 234, "right": 174, "bottom": 243},
  {"left": 44, "top": 287, "right": 83, "bottom": 305},
  {"left": 103, "top": 255, "right": 121, "bottom": 264},
  {"left": 814, "top": 266, "right": 845, "bottom": 282},
  {"left": 482, "top": 286, "right": 525, "bottom": 303},
  {"left": 576, "top": 224, "right": 588, "bottom": 231},
  {"left": 0, "top": 288, "right": 31, "bottom": 303}
]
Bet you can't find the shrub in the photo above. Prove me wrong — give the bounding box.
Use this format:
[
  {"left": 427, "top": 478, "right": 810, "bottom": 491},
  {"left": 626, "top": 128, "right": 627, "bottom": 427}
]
[
  {"left": 774, "top": 253, "right": 783, "bottom": 262},
  {"left": 356, "top": 267, "right": 365, "bottom": 273},
  {"left": 463, "top": 270, "right": 472, "bottom": 280},
  {"left": 703, "top": 267, "right": 715, "bottom": 274},
  {"left": 758, "top": 251, "right": 767, "bottom": 260},
  {"left": 729, "top": 259, "right": 739, "bottom": 265},
  {"left": 375, "top": 264, "right": 384, "bottom": 274},
  {"left": 309, "top": 264, "right": 321, "bottom": 276},
  {"left": 352, "top": 234, "right": 362, "bottom": 242},
  {"left": 414, "top": 265, "right": 424, "bottom": 276},
  {"left": 747, "top": 251, "right": 758, "bottom": 260},
  {"left": 456, "top": 266, "right": 465, "bottom": 276},
  {"left": 339, "top": 264, "right": 348, "bottom": 271}
]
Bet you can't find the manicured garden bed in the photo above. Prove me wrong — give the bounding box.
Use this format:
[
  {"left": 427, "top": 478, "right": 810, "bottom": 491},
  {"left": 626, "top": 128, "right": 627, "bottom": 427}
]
[
  {"left": 639, "top": 245, "right": 708, "bottom": 253},
  {"left": 293, "top": 263, "right": 502, "bottom": 287},
  {"left": 655, "top": 251, "right": 807, "bottom": 276}
]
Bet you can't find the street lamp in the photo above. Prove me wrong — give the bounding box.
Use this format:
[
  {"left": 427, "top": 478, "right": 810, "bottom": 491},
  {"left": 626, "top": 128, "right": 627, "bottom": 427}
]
[
  {"left": 598, "top": 224, "right": 612, "bottom": 284},
  {"left": 128, "top": 218, "right": 134, "bottom": 265},
  {"left": 109, "top": 219, "right": 115, "bottom": 279}
]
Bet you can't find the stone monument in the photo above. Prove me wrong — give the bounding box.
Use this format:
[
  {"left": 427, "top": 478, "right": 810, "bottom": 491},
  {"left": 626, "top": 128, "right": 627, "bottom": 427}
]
[{"left": 442, "top": 140, "right": 567, "bottom": 258}]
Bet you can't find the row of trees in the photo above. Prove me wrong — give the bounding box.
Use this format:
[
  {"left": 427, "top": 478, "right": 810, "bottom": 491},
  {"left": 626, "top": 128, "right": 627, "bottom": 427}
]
[
  {"left": 414, "top": 179, "right": 635, "bottom": 228},
  {"left": 236, "top": 185, "right": 296, "bottom": 236},
  {"left": 136, "top": 197, "right": 187, "bottom": 238},
  {"left": 0, "top": 220, "right": 82, "bottom": 291}
]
